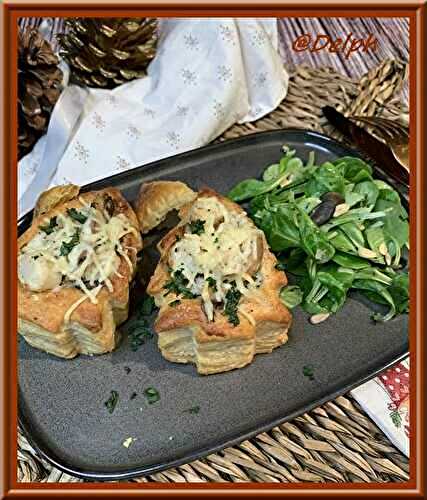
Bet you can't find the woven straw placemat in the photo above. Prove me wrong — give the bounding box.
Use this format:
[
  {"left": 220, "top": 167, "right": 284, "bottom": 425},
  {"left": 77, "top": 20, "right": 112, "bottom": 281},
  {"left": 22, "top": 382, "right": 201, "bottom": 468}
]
[{"left": 18, "top": 59, "right": 409, "bottom": 484}]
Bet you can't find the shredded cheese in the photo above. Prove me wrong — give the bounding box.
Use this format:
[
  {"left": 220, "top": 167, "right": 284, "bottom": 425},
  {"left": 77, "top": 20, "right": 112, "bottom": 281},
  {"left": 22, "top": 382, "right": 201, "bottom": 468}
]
[
  {"left": 64, "top": 285, "right": 102, "bottom": 324},
  {"left": 238, "top": 307, "right": 256, "bottom": 326},
  {"left": 18, "top": 196, "right": 137, "bottom": 306},
  {"left": 168, "top": 196, "right": 263, "bottom": 321}
]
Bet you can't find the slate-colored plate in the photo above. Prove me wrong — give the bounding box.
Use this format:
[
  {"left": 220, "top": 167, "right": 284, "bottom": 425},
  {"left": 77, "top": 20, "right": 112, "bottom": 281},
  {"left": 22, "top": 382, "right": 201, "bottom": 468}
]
[{"left": 18, "top": 129, "right": 409, "bottom": 481}]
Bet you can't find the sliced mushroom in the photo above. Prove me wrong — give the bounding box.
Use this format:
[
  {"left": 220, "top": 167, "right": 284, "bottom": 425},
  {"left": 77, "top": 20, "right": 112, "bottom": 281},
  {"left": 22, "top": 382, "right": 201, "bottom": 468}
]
[
  {"left": 246, "top": 233, "right": 264, "bottom": 275},
  {"left": 18, "top": 254, "right": 62, "bottom": 292},
  {"left": 311, "top": 192, "right": 346, "bottom": 226}
]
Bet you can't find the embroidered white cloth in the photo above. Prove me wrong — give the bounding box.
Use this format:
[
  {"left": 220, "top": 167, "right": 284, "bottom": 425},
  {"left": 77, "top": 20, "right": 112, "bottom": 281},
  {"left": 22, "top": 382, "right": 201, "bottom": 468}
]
[{"left": 18, "top": 18, "right": 288, "bottom": 216}]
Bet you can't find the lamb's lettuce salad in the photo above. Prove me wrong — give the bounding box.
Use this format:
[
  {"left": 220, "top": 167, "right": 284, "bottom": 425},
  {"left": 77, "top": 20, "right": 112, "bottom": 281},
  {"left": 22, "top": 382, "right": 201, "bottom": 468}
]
[{"left": 228, "top": 147, "right": 409, "bottom": 323}]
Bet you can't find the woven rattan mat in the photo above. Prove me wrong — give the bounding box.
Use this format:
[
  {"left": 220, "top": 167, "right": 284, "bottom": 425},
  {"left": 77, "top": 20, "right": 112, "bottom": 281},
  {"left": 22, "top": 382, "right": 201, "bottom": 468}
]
[{"left": 18, "top": 59, "right": 409, "bottom": 484}]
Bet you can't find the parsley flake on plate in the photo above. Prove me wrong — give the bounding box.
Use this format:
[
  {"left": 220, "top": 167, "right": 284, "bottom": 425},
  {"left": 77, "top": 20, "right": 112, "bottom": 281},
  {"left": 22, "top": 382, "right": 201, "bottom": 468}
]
[
  {"left": 140, "top": 296, "right": 156, "bottom": 316},
  {"left": 104, "top": 390, "right": 119, "bottom": 414},
  {"left": 302, "top": 365, "right": 315, "bottom": 381},
  {"left": 144, "top": 387, "right": 160, "bottom": 405},
  {"left": 128, "top": 321, "right": 153, "bottom": 351},
  {"left": 184, "top": 405, "right": 200, "bottom": 414}
]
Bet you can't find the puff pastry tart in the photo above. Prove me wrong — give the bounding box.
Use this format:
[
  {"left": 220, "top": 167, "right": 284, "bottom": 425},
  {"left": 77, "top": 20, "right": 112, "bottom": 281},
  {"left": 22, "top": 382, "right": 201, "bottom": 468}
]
[
  {"left": 138, "top": 183, "right": 292, "bottom": 375},
  {"left": 18, "top": 186, "right": 142, "bottom": 358}
]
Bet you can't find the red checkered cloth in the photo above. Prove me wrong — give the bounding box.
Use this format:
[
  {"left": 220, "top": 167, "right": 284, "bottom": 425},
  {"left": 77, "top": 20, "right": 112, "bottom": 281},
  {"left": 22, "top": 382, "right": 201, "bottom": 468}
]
[{"left": 351, "top": 358, "right": 410, "bottom": 456}]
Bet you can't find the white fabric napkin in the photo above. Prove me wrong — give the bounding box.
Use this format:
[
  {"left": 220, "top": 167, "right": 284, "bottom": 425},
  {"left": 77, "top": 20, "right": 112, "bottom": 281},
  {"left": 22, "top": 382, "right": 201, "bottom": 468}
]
[{"left": 18, "top": 18, "right": 288, "bottom": 217}]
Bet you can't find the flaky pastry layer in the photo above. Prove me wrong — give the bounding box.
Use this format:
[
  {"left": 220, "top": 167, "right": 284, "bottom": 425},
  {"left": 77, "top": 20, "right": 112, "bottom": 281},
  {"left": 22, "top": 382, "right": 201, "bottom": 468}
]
[
  {"left": 18, "top": 187, "right": 142, "bottom": 358},
  {"left": 139, "top": 186, "right": 292, "bottom": 374}
]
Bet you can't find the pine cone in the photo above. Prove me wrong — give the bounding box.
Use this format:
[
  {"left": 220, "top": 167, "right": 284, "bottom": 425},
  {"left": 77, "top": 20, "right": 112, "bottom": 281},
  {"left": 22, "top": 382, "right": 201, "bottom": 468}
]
[
  {"left": 57, "top": 18, "right": 157, "bottom": 89},
  {"left": 18, "top": 27, "right": 63, "bottom": 159}
]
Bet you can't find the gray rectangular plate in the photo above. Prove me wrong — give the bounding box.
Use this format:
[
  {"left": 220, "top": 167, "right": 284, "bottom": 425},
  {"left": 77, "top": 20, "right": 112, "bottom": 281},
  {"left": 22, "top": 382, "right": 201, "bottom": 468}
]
[{"left": 18, "top": 129, "right": 409, "bottom": 481}]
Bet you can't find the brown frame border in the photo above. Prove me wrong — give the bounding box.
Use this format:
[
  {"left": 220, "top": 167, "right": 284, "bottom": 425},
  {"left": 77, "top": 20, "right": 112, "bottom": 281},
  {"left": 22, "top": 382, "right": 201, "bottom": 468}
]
[{"left": 1, "top": 1, "right": 425, "bottom": 498}]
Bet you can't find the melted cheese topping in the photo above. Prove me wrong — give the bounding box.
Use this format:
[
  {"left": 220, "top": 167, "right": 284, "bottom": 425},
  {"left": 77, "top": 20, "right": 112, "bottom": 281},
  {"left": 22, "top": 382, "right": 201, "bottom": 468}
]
[
  {"left": 19, "top": 198, "right": 138, "bottom": 307},
  {"left": 168, "top": 196, "right": 263, "bottom": 321}
]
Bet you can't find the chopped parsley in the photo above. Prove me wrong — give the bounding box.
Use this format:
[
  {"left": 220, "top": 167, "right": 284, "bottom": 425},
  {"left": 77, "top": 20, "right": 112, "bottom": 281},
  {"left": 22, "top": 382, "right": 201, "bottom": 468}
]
[
  {"left": 303, "top": 365, "right": 315, "bottom": 381},
  {"left": 206, "top": 277, "right": 217, "bottom": 291},
  {"left": 164, "top": 270, "right": 196, "bottom": 299},
  {"left": 128, "top": 321, "right": 153, "bottom": 351},
  {"left": 184, "top": 405, "right": 200, "bottom": 414},
  {"left": 141, "top": 296, "right": 156, "bottom": 316},
  {"left": 39, "top": 216, "right": 57, "bottom": 235},
  {"left": 66, "top": 208, "right": 88, "bottom": 224},
  {"left": 144, "top": 387, "right": 160, "bottom": 405},
  {"left": 224, "top": 282, "right": 242, "bottom": 326},
  {"left": 60, "top": 230, "right": 80, "bottom": 256},
  {"left": 104, "top": 390, "right": 119, "bottom": 414},
  {"left": 214, "top": 237, "right": 219, "bottom": 243},
  {"left": 188, "top": 219, "right": 205, "bottom": 235},
  {"left": 121, "top": 295, "right": 157, "bottom": 351}
]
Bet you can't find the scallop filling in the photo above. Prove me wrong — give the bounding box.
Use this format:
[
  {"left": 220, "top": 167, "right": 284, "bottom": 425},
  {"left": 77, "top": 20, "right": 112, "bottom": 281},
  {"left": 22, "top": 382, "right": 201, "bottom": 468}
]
[
  {"left": 165, "top": 196, "right": 264, "bottom": 324},
  {"left": 18, "top": 196, "right": 139, "bottom": 307}
]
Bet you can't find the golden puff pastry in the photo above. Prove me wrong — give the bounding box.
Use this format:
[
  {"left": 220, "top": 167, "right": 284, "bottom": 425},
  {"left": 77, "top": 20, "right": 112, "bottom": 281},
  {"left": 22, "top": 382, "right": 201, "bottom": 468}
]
[
  {"left": 18, "top": 186, "right": 142, "bottom": 358},
  {"left": 135, "top": 181, "right": 197, "bottom": 234},
  {"left": 140, "top": 185, "right": 292, "bottom": 375},
  {"left": 33, "top": 183, "right": 80, "bottom": 219}
]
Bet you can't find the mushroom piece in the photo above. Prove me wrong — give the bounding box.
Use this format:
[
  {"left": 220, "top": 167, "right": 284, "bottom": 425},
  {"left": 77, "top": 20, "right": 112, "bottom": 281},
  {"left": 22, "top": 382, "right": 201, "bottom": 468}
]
[
  {"left": 310, "top": 192, "right": 346, "bottom": 226},
  {"left": 246, "top": 233, "right": 264, "bottom": 275},
  {"left": 18, "top": 254, "right": 62, "bottom": 292}
]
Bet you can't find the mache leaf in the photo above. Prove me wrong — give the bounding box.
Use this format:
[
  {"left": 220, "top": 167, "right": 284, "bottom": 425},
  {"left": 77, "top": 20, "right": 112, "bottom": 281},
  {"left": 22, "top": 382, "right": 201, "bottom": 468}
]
[{"left": 280, "top": 285, "right": 303, "bottom": 309}]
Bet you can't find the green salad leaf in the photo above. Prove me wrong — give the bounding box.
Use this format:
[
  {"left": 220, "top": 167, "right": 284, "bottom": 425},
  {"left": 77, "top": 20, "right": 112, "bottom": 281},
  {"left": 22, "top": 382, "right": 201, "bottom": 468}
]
[
  {"left": 354, "top": 180, "right": 379, "bottom": 208},
  {"left": 228, "top": 148, "right": 312, "bottom": 202},
  {"left": 229, "top": 148, "right": 409, "bottom": 323},
  {"left": 280, "top": 285, "right": 303, "bottom": 309}
]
